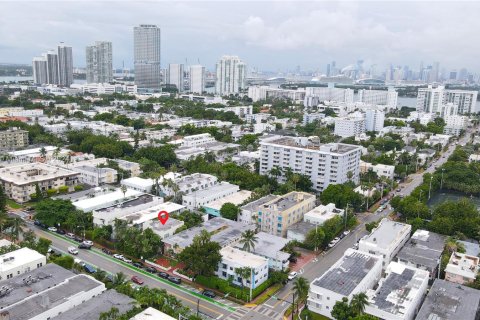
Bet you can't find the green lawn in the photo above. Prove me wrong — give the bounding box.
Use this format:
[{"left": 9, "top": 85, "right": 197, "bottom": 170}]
[
  {"left": 6, "top": 199, "right": 22, "bottom": 209},
  {"left": 297, "top": 309, "right": 330, "bottom": 320}
]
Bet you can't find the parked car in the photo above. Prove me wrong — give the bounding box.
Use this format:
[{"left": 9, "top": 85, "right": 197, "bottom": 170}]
[
  {"left": 82, "top": 240, "right": 93, "bottom": 247},
  {"left": 132, "top": 262, "right": 143, "bottom": 268},
  {"left": 288, "top": 256, "right": 297, "bottom": 263},
  {"left": 158, "top": 272, "right": 169, "bottom": 279},
  {"left": 84, "top": 264, "right": 96, "bottom": 274},
  {"left": 145, "top": 267, "right": 156, "bottom": 273},
  {"left": 168, "top": 276, "right": 182, "bottom": 284},
  {"left": 78, "top": 243, "right": 91, "bottom": 249},
  {"left": 288, "top": 271, "right": 298, "bottom": 281},
  {"left": 122, "top": 257, "right": 132, "bottom": 264},
  {"left": 34, "top": 220, "right": 41, "bottom": 226},
  {"left": 101, "top": 248, "right": 112, "bottom": 255},
  {"left": 202, "top": 290, "right": 216, "bottom": 298},
  {"left": 66, "top": 233, "right": 75, "bottom": 239},
  {"left": 343, "top": 230, "right": 351, "bottom": 237},
  {"left": 74, "top": 258, "right": 85, "bottom": 266},
  {"left": 113, "top": 254, "right": 124, "bottom": 260},
  {"left": 48, "top": 227, "right": 57, "bottom": 232},
  {"left": 56, "top": 229, "right": 66, "bottom": 235},
  {"left": 68, "top": 246, "right": 78, "bottom": 255},
  {"left": 131, "top": 276, "right": 144, "bottom": 285},
  {"left": 74, "top": 236, "right": 83, "bottom": 242}
]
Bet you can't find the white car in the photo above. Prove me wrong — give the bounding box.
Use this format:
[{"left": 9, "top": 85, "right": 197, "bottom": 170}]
[
  {"left": 66, "top": 233, "right": 75, "bottom": 239},
  {"left": 48, "top": 227, "right": 57, "bottom": 232},
  {"left": 343, "top": 230, "right": 351, "bottom": 237},
  {"left": 122, "top": 257, "right": 132, "bottom": 263},
  {"left": 82, "top": 240, "right": 93, "bottom": 246},
  {"left": 113, "top": 254, "right": 124, "bottom": 260},
  {"left": 68, "top": 246, "right": 78, "bottom": 255},
  {"left": 74, "top": 258, "right": 85, "bottom": 266},
  {"left": 287, "top": 271, "right": 298, "bottom": 281}
]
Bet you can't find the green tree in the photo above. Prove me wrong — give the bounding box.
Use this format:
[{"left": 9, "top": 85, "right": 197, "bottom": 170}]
[
  {"left": 350, "top": 292, "right": 369, "bottom": 315},
  {"left": 293, "top": 277, "right": 309, "bottom": 301},
  {"left": 0, "top": 185, "right": 6, "bottom": 213},
  {"left": 52, "top": 255, "right": 74, "bottom": 269},
  {"left": 99, "top": 307, "right": 120, "bottom": 320},
  {"left": 331, "top": 297, "right": 356, "bottom": 320},
  {"left": 239, "top": 230, "right": 258, "bottom": 252},
  {"left": 304, "top": 227, "right": 325, "bottom": 251},
  {"left": 178, "top": 230, "right": 222, "bottom": 276},
  {"left": 220, "top": 203, "right": 240, "bottom": 221}
]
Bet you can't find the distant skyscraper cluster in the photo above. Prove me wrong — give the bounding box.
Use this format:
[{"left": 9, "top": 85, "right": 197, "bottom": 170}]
[
  {"left": 32, "top": 43, "right": 73, "bottom": 86},
  {"left": 86, "top": 41, "right": 113, "bottom": 84},
  {"left": 134, "top": 24, "right": 161, "bottom": 89}
]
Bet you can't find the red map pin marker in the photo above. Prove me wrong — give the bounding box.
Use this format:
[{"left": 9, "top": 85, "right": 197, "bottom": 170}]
[{"left": 158, "top": 210, "right": 169, "bottom": 225}]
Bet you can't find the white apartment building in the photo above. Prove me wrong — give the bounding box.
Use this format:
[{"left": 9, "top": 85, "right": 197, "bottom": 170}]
[
  {"left": 0, "top": 127, "right": 29, "bottom": 149},
  {"left": 140, "top": 128, "right": 177, "bottom": 142},
  {"left": 443, "top": 114, "right": 468, "bottom": 136},
  {"left": 70, "top": 83, "right": 138, "bottom": 95},
  {"left": 365, "top": 109, "right": 385, "bottom": 132},
  {"left": 303, "top": 203, "right": 344, "bottom": 226},
  {"left": 0, "top": 163, "right": 79, "bottom": 203},
  {"left": 72, "top": 165, "right": 117, "bottom": 186},
  {"left": 307, "top": 249, "right": 383, "bottom": 318},
  {"left": 358, "top": 218, "right": 411, "bottom": 268},
  {"left": 120, "top": 177, "right": 154, "bottom": 193},
  {"left": 222, "top": 105, "right": 253, "bottom": 118},
  {"left": 417, "top": 85, "right": 478, "bottom": 115},
  {"left": 160, "top": 173, "right": 217, "bottom": 197},
  {"left": 182, "top": 182, "right": 240, "bottom": 210},
  {"left": 365, "top": 262, "right": 429, "bottom": 320},
  {"left": 86, "top": 41, "right": 113, "bottom": 84},
  {"left": 247, "top": 86, "right": 305, "bottom": 102},
  {"left": 0, "top": 247, "right": 46, "bottom": 281},
  {"left": 334, "top": 117, "right": 366, "bottom": 137},
  {"left": 406, "top": 111, "right": 436, "bottom": 125},
  {"left": 181, "top": 133, "right": 216, "bottom": 147},
  {"left": 303, "top": 113, "right": 325, "bottom": 125},
  {"left": 114, "top": 159, "right": 142, "bottom": 177},
  {"left": 167, "top": 63, "right": 184, "bottom": 92},
  {"left": 260, "top": 135, "right": 362, "bottom": 191},
  {"left": 357, "top": 88, "right": 398, "bottom": 109},
  {"left": 189, "top": 64, "right": 205, "bottom": 94},
  {"left": 217, "top": 246, "right": 269, "bottom": 289},
  {"left": 360, "top": 161, "right": 395, "bottom": 180},
  {"left": 215, "top": 55, "right": 246, "bottom": 95},
  {"left": 303, "top": 86, "right": 354, "bottom": 107},
  {"left": 131, "top": 307, "right": 176, "bottom": 320},
  {"left": 445, "top": 252, "right": 479, "bottom": 285}
]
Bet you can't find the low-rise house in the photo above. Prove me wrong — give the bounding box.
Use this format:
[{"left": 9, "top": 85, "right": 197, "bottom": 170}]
[
  {"left": 217, "top": 246, "right": 269, "bottom": 289},
  {"left": 0, "top": 247, "right": 46, "bottom": 281},
  {"left": 163, "top": 217, "right": 255, "bottom": 255},
  {"left": 161, "top": 173, "right": 217, "bottom": 197},
  {"left": 130, "top": 307, "right": 178, "bottom": 320},
  {"left": 72, "top": 165, "right": 117, "bottom": 186},
  {"left": 120, "top": 202, "right": 186, "bottom": 230},
  {"left": 182, "top": 182, "right": 240, "bottom": 210},
  {"left": 444, "top": 252, "right": 479, "bottom": 285},
  {"left": 360, "top": 161, "right": 395, "bottom": 180},
  {"left": 0, "top": 163, "right": 79, "bottom": 203},
  {"left": 203, "top": 190, "right": 252, "bottom": 217},
  {"left": 307, "top": 249, "right": 383, "bottom": 318},
  {"left": 365, "top": 262, "right": 429, "bottom": 320},
  {"left": 234, "top": 232, "right": 290, "bottom": 271},
  {"left": 72, "top": 188, "right": 144, "bottom": 212},
  {"left": 396, "top": 229, "right": 445, "bottom": 280},
  {"left": 358, "top": 218, "right": 411, "bottom": 268},
  {"left": 114, "top": 159, "right": 142, "bottom": 177},
  {"left": 415, "top": 279, "right": 480, "bottom": 320},
  {"left": 354, "top": 185, "right": 377, "bottom": 197},
  {"left": 121, "top": 177, "right": 154, "bottom": 193},
  {"left": 425, "top": 134, "right": 451, "bottom": 148},
  {"left": 286, "top": 221, "right": 316, "bottom": 242},
  {"left": 141, "top": 218, "right": 185, "bottom": 239},
  {"left": 303, "top": 203, "right": 344, "bottom": 226},
  {"left": 469, "top": 154, "right": 480, "bottom": 163}
]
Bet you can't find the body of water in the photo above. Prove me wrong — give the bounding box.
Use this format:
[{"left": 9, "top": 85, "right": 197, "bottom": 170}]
[{"left": 427, "top": 190, "right": 480, "bottom": 209}]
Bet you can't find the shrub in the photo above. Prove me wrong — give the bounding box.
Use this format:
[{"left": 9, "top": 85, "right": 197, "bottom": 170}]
[{"left": 195, "top": 275, "right": 273, "bottom": 302}]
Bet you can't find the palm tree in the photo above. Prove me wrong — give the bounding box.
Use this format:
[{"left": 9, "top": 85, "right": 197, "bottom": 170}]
[
  {"left": 239, "top": 230, "right": 258, "bottom": 253},
  {"left": 8, "top": 217, "right": 24, "bottom": 242},
  {"left": 269, "top": 166, "right": 282, "bottom": 179},
  {"left": 120, "top": 184, "right": 127, "bottom": 198},
  {"left": 112, "top": 272, "right": 127, "bottom": 287},
  {"left": 350, "top": 292, "right": 369, "bottom": 315},
  {"left": 235, "top": 267, "right": 252, "bottom": 301},
  {"left": 293, "top": 277, "right": 310, "bottom": 302},
  {"left": 99, "top": 307, "right": 120, "bottom": 320},
  {"left": 39, "top": 147, "right": 47, "bottom": 159},
  {"left": 291, "top": 174, "right": 301, "bottom": 191}
]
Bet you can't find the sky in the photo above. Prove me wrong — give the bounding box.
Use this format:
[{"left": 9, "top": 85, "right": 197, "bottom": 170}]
[{"left": 1, "top": 1, "right": 479, "bottom": 74}]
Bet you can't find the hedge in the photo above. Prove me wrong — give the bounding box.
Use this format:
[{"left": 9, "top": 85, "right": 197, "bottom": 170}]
[{"left": 195, "top": 275, "right": 273, "bottom": 302}]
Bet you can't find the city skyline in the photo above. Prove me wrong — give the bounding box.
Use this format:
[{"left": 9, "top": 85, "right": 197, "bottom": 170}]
[{"left": 2, "top": 1, "right": 480, "bottom": 73}]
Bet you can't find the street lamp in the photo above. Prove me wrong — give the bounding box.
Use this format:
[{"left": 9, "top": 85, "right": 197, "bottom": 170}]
[
  {"left": 440, "top": 168, "right": 445, "bottom": 190},
  {"left": 428, "top": 176, "right": 433, "bottom": 200}
]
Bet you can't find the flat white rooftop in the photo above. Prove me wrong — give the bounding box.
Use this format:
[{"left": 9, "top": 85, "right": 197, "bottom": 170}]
[
  {"left": 121, "top": 202, "right": 186, "bottom": 225},
  {"left": 360, "top": 218, "right": 411, "bottom": 250},
  {"left": 130, "top": 307, "right": 176, "bottom": 320},
  {"left": 72, "top": 188, "right": 143, "bottom": 212},
  {"left": 203, "top": 190, "right": 252, "bottom": 211},
  {"left": 0, "top": 247, "right": 45, "bottom": 272},
  {"left": 121, "top": 176, "right": 154, "bottom": 188},
  {"left": 0, "top": 163, "right": 78, "bottom": 185},
  {"left": 220, "top": 246, "right": 268, "bottom": 268}
]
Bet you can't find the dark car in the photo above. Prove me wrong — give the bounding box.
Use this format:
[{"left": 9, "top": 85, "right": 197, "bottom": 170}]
[
  {"left": 202, "top": 290, "right": 216, "bottom": 298},
  {"left": 144, "top": 266, "right": 156, "bottom": 273},
  {"left": 102, "top": 248, "right": 112, "bottom": 255},
  {"left": 131, "top": 276, "right": 144, "bottom": 285},
  {"left": 78, "top": 243, "right": 91, "bottom": 249},
  {"left": 84, "top": 264, "right": 96, "bottom": 273},
  {"left": 56, "top": 229, "right": 66, "bottom": 235},
  {"left": 288, "top": 257, "right": 297, "bottom": 263},
  {"left": 168, "top": 276, "right": 181, "bottom": 284},
  {"left": 74, "top": 236, "right": 84, "bottom": 242},
  {"left": 132, "top": 262, "right": 143, "bottom": 268},
  {"left": 40, "top": 223, "right": 48, "bottom": 229},
  {"left": 158, "top": 272, "right": 169, "bottom": 279},
  {"left": 34, "top": 220, "right": 41, "bottom": 226}
]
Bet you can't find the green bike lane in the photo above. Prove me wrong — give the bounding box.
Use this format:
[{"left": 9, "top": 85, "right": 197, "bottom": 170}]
[{"left": 31, "top": 225, "right": 238, "bottom": 319}]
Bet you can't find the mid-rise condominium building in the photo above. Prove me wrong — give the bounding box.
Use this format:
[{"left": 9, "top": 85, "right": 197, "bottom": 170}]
[
  {"left": 364, "top": 109, "right": 385, "bottom": 132},
  {"left": 357, "top": 87, "right": 398, "bottom": 109},
  {"left": 260, "top": 135, "right": 362, "bottom": 191},
  {"left": 57, "top": 42, "right": 73, "bottom": 87},
  {"left": 0, "top": 127, "right": 29, "bottom": 149},
  {"left": 303, "top": 86, "right": 354, "bottom": 107},
  {"left": 86, "top": 41, "right": 113, "bottom": 84},
  {"left": 32, "top": 43, "right": 73, "bottom": 86},
  {"left": 0, "top": 163, "right": 79, "bottom": 203},
  {"left": 417, "top": 85, "right": 478, "bottom": 115},
  {"left": 189, "top": 64, "right": 205, "bottom": 93},
  {"left": 167, "top": 63, "right": 184, "bottom": 92},
  {"left": 215, "top": 55, "right": 246, "bottom": 95},
  {"left": 134, "top": 24, "right": 161, "bottom": 89},
  {"left": 32, "top": 56, "right": 48, "bottom": 84},
  {"left": 334, "top": 116, "right": 366, "bottom": 137}
]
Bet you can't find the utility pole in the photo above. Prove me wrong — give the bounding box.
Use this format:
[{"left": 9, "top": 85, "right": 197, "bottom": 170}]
[
  {"left": 291, "top": 292, "right": 295, "bottom": 320},
  {"left": 428, "top": 176, "right": 433, "bottom": 200},
  {"left": 345, "top": 203, "right": 349, "bottom": 231},
  {"left": 440, "top": 168, "right": 445, "bottom": 189},
  {"left": 196, "top": 299, "right": 200, "bottom": 317}
]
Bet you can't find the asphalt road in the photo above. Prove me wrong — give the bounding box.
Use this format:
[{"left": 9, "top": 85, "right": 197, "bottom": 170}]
[{"left": 27, "top": 223, "right": 240, "bottom": 320}]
